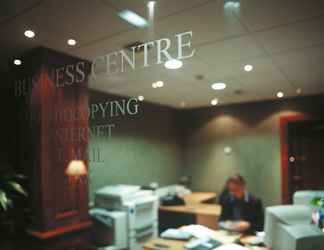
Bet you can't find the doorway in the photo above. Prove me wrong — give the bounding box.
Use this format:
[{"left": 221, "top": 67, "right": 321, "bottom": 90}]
[{"left": 284, "top": 119, "right": 324, "bottom": 203}]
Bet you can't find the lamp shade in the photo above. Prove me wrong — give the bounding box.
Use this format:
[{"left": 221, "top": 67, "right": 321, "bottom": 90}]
[{"left": 66, "top": 160, "right": 87, "bottom": 177}]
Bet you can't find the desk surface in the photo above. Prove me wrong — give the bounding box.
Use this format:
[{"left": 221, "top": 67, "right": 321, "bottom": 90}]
[
  {"left": 181, "top": 192, "right": 217, "bottom": 204},
  {"left": 143, "top": 230, "right": 269, "bottom": 250},
  {"left": 159, "top": 203, "right": 221, "bottom": 217}
]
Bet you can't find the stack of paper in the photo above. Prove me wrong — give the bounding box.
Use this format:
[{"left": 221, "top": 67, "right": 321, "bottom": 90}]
[
  {"left": 216, "top": 244, "right": 248, "bottom": 250},
  {"left": 181, "top": 225, "right": 215, "bottom": 240}
]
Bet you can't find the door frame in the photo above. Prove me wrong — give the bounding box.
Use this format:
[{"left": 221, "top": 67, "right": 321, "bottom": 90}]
[{"left": 279, "top": 114, "right": 314, "bottom": 204}]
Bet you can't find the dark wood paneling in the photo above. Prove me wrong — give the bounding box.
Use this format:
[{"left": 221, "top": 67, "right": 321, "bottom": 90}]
[{"left": 11, "top": 47, "right": 91, "bottom": 239}]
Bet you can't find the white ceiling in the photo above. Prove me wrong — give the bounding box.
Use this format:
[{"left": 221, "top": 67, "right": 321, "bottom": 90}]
[{"left": 1, "top": 0, "right": 324, "bottom": 108}]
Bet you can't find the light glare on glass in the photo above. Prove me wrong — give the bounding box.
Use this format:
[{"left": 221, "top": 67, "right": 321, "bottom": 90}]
[
  {"left": 147, "top": 1, "right": 156, "bottom": 9},
  {"left": 211, "top": 82, "right": 226, "bottom": 90},
  {"left": 118, "top": 10, "right": 149, "bottom": 28},
  {"left": 164, "top": 59, "right": 183, "bottom": 69},
  {"left": 224, "top": 0, "right": 240, "bottom": 9}
]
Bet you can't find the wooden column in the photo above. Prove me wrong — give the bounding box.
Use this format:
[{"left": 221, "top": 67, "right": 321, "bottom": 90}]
[{"left": 11, "top": 47, "right": 92, "bottom": 247}]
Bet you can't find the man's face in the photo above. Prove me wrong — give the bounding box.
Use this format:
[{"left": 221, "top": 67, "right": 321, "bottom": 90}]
[{"left": 228, "top": 181, "right": 245, "bottom": 199}]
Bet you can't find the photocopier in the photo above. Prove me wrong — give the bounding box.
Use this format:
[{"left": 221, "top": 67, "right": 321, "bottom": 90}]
[{"left": 91, "top": 185, "right": 159, "bottom": 250}]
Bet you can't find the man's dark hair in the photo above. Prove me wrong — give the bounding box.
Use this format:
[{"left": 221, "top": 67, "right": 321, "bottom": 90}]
[{"left": 227, "top": 174, "right": 246, "bottom": 186}]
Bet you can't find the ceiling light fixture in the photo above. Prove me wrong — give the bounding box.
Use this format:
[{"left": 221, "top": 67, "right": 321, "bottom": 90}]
[
  {"left": 211, "top": 98, "right": 218, "bottom": 106},
  {"left": 164, "top": 59, "right": 183, "bottom": 69},
  {"left": 211, "top": 82, "right": 226, "bottom": 90},
  {"left": 244, "top": 64, "right": 253, "bottom": 72},
  {"left": 152, "top": 81, "right": 164, "bottom": 88},
  {"left": 138, "top": 95, "right": 145, "bottom": 101},
  {"left": 24, "top": 30, "right": 35, "bottom": 38},
  {"left": 14, "top": 59, "right": 22, "bottom": 66},
  {"left": 118, "top": 10, "right": 149, "bottom": 28},
  {"left": 277, "top": 91, "right": 284, "bottom": 98},
  {"left": 155, "top": 81, "right": 164, "bottom": 88},
  {"left": 67, "top": 39, "right": 77, "bottom": 46}
]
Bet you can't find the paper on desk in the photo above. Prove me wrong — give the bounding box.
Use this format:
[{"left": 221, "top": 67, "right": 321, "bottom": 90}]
[
  {"left": 181, "top": 225, "right": 215, "bottom": 240},
  {"left": 213, "top": 230, "right": 241, "bottom": 244},
  {"left": 216, "top": 244, "right": 248, "bottom": 250}
]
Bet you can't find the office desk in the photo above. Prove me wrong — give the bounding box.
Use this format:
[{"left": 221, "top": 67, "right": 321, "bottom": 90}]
[
  {"left": 160, "top": 204, "right": 221, "bottom": 216},
  {"left": 181, "top": 192, "right": 217, "bottom": 204},
  {"left": 159, "top": 204, "right": 221, "bottom": 231},
  {"left": 143, "top": 230, "right": 269, "bottom": 250}
]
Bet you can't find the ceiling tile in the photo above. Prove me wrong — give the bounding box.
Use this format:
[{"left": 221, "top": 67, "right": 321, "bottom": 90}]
[
  {"left": 0, "top": 0, "right": 130, "bottom": 63},
  {"left": 255, "top": 15, "right": 324, "bottom": 54},
  {"left": 104, "top": 0, "right": 210, "bottom": 20},
  {"left": 71, "top": 29, "right": 163, "bottom": 60},
  {"left": 234, "top": 57, "right": 295, "bottom": 98},
  {"left": 197, "top": 35, "right": 266, "bottom": 63},
  {"left": 155, "top": 1, "right": 247, "bottom": 46},
  {"left": 0, "top": 0, "right": 41, "bottom": 24},
  {"left": 239, "top": 0, "right": 324, "bottom": 31},
  {"left": 272, "top": 44, "right": 324, "bottom": 95}
]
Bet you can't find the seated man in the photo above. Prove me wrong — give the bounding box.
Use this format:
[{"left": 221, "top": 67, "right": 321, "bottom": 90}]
[{"left": 218, "top": 174, "right": 264, "bottom": 234}]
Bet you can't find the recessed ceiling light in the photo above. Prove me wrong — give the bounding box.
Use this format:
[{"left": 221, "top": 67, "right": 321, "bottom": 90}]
[
  {"left": 296, "top": 88, "right": 302, "bottom": 94},
  {"left": 138, "top": 95, "right": 144, "bottom": 101},
  {"left": 211, "top": 82, "right": 226, "bottom": 90},
  {"left": 156, "top": 81, "right": 164, "bottom": 88},
  {"left": 211, "top": 98, "right": 218, "bottom": 106},
  {"left": 244, "top": 64, "right": 253, "bottom": 72},
  {"left": 164, "top": 59, "right": 183, "bottom": 69},
  {"left": 152, "top": 81, "right": 164, "bottom": 88},
  {"left": 24, "top": 30, "right": 35, "bottom": 38},
  {"left": 67, "top": 39, "right": 77, "bottom": 46},
  {"left": 277, "top": 91, "right": 284, "bottom": 98},
  {"left": 14, "top": 59, "right": 22, "bottom": 66},
  {"left": 118, "top": 10, "right": 149, "bottom": 28}
]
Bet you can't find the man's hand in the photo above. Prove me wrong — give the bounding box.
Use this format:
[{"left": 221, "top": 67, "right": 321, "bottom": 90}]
[
  {"left": 219, "top": 220, "right": 251, "bottom": 233},
  {"left": 236, "top": 220, "right": 251, "bottom": 232}
]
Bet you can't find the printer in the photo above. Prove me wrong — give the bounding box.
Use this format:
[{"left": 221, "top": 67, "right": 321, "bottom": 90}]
[{"left": 91, "top": 185, "right": 159, "bottom": 250}]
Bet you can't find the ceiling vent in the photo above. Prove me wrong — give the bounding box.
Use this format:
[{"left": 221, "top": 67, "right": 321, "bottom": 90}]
[
  {"left": 195, "top": 74, "right": 205, "bottom": 81},
  {"left": 234, "top": 89, "right": 243, "bottom": 95},
  {"left": 124, "top": 41, "right": 153, "bottom": 53}
]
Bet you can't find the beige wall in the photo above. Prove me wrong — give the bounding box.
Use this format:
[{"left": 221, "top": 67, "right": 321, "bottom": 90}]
[
  {"left": 88, "top": 90, "right": 324, "bottom": 207},
  {"left": 88, "top": 90, "right": 184, "bottom": 201},
  {"left": 183, "top": 95, "right": 324, "bottom": 206}
]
